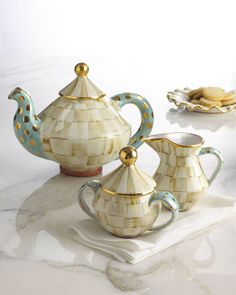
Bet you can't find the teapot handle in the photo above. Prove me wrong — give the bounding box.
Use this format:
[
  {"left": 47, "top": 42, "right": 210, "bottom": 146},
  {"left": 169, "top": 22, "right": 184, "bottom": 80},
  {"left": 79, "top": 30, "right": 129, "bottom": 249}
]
[
  {"left": 149, "top": 191, "right": 179, "bottom": 231},
  {"left": 77, "top": 180, "right": 100, "bottom": 223},
  {"left": 199, "top": 147, "right": 224, "bottom": 185},
  {"left": 110, "top": 93, "right": 154, "bottom": 149}
]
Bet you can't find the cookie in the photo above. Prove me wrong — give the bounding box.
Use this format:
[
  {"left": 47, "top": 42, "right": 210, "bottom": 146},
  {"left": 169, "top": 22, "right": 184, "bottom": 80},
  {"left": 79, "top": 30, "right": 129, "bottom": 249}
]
[
  {"left": 202, "top": 87, "right": 225, "bottom": 101},
  {"left": 222, "top": 98, "right": 236, "bottom": 106},
  {"left": 190, "top": 99, "right": 201, "bottom": 105},
  {"left": 188, "top": 88, "right": 203, "bottom": 98},
  {"left": 192, "top": 91, "right": 203, "bottom": 100},
  {"left": 200, "top": 97, "right": 222, "bottom": 107},
  {"left": 222, "top": 91, "right": 235, "bottom": 101}
]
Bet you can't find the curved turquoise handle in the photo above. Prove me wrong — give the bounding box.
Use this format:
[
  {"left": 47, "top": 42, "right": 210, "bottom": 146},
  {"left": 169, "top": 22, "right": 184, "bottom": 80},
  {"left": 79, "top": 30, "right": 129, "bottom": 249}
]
[
  {"left": 77, "top": 180, "right": 101, "bottom": 223},
  {"left": 199, "top": 147, "right": 224, "bottom": 185},
  {"left": 110, "top": 93, "right": 154, "bottom": 149},
  {"left": 149, "top": 191, "right": 179, "bottom": 231}
]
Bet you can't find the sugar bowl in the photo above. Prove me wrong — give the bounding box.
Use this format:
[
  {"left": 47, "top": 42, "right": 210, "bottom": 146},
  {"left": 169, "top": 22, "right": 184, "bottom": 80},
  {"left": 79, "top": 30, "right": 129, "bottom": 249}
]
[{"left": 78, "top": 146, "right": 179, "bottom": 238}]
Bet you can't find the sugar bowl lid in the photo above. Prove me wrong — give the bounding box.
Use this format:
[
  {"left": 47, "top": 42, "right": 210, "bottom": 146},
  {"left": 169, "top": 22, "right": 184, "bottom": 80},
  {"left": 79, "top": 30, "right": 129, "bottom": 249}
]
[
  {"left": 59, "top": 62, "right": 105, "bottom": 99},
  {"left": 100, "top": 146, "right": 156, "bottom": 195}
]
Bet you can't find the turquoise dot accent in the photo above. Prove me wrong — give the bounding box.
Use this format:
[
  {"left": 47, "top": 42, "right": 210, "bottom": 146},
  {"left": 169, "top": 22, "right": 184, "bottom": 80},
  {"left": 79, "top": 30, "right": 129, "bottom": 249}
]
[{"left": 10, "top": 88, "right": 47, "bottom": 159}]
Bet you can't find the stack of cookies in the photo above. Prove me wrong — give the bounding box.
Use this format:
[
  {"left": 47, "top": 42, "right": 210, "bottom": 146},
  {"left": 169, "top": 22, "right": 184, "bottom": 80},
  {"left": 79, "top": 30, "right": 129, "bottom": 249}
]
[{"left": 188, "top": 87, "right": 236, "bottom": 107}]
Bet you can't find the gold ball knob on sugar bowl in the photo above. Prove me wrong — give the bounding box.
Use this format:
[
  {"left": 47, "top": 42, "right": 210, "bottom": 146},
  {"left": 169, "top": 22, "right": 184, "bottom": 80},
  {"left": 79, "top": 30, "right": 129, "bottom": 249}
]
[{"left": 119, "top": 146, "right": 137, "bottom": 166}]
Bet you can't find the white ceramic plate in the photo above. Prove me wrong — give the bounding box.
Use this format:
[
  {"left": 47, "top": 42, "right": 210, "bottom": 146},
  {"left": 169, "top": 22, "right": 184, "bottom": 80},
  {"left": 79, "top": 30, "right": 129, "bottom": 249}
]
[{"left": 167, "top": 88, "right": 236, "bottom": 114}]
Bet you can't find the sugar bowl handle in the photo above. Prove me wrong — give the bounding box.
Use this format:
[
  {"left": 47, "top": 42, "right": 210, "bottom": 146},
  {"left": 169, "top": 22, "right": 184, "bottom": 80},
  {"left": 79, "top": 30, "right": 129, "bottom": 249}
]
[
  {"left": 149, "top": 191, "right": 179, "bottom": 231},
  {"left": 199, "top": 147, "right": 224, "bottom": 185},
  {"left": 110, "top": 93, "right": 154, "bottom": 149},
  {"left": 77, "top": 180, "right": 100, "bottom": 223}
]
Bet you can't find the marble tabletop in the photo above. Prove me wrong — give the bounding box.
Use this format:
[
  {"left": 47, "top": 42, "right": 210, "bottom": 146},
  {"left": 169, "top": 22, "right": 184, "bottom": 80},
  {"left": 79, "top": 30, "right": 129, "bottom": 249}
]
[{"left": 1, "top": 57, "right": 236, "bottom": 295}]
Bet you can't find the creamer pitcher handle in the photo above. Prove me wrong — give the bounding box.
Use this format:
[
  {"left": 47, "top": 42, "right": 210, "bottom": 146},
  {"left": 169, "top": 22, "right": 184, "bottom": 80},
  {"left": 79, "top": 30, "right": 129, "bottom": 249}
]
[
  {"left": 77, "top": 180, "right": 100, "bottom": 223},
  {"left": 149, "top": 191, "right": 179, "bottom": 231},
  {"left": 110, "top": 93, "right": 154, "bottom": 149},
  {"left": 199, "top": 147, "right": 224, "bottom": 185}
]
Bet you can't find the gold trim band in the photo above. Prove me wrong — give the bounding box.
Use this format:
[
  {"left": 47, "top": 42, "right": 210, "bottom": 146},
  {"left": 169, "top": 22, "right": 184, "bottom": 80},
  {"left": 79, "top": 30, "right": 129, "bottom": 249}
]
[
  {"left": 101, "top": 187, "right": 156, "bottom": 196},
  {"left": 145, "top": 132, "right": 204, "bottom": 148},
  {"left": 58, "top": 93, "right": 106, "bottom": 101}
]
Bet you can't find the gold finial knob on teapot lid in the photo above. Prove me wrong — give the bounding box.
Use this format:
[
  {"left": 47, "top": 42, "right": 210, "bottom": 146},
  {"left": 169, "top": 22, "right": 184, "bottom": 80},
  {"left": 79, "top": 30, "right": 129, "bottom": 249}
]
[
  {"left": 119, "top": 146, "right": 137, "bottom": 166},
  {"left": 59, "top": 62, "right": 104, "bottom": 99},
  {"left": 74, "top": 62, "right": 89, "bottom": 76}
]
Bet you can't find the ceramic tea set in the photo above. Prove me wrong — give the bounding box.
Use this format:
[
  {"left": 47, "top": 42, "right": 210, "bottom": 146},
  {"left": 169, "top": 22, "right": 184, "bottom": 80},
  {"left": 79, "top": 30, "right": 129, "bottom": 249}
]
[{"left": 9, "top": 62, "right": 224, "bottom": 238}]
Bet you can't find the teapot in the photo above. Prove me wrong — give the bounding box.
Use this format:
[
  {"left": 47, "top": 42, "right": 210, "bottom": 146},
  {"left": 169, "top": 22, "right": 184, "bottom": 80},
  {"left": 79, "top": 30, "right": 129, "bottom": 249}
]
[
  {"left": 8, "top": 63, "right": 154, "bottom": 176},
  {"left": 78, "top": 146, "right": 179, "bottom": 238}
]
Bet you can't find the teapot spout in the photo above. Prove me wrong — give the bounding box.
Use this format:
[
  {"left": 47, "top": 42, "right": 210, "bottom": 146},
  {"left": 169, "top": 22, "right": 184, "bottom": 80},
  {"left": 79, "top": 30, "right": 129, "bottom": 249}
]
[{"left": 8, "top": 87, "right": 47, "bottom": 159}]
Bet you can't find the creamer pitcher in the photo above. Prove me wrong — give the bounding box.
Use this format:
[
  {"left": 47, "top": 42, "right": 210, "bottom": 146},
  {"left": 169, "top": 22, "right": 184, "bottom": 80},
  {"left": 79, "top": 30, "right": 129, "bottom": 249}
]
[{"left": 145, "top": 132, "right": 223, "bottom": 211}]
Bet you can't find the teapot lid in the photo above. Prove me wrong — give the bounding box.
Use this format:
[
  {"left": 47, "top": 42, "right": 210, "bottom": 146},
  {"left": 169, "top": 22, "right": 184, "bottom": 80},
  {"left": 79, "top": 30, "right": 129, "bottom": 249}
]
[
  {"left": 59, "top": 62, "right": 105, "bottom": 99},
  {"left": 100, "top": 146, "right": 156, "bottom": 195}
]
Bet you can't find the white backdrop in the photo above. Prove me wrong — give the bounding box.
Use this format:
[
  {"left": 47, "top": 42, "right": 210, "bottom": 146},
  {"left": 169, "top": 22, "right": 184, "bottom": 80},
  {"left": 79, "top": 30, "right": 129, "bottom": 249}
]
[
  {"left": 1, "top": 0, "right": 236, "bottom": 188},
  {"left": 2, "top": 0, "right": 236, "bottom": 73}
]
